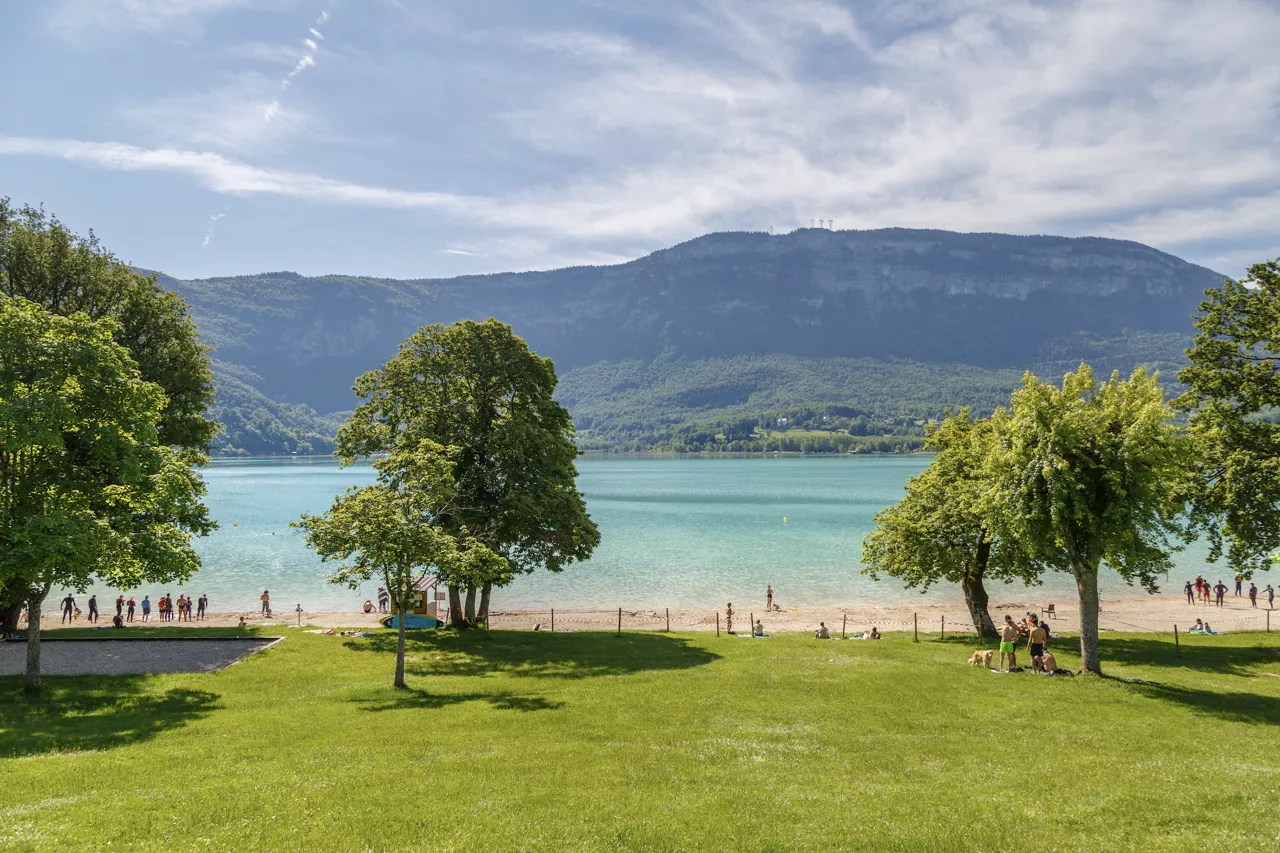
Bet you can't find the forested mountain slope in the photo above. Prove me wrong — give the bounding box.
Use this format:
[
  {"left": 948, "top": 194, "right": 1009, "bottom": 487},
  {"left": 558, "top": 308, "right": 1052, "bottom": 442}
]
[{"left": 158, "top": 228, "right": 1224, "bottom": 454}]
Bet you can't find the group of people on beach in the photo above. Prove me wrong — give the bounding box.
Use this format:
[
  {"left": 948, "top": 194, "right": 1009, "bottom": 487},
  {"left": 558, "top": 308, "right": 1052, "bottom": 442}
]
[
  {"left": 993, "top": 613, "right": 1061, "bottom": 674},
  {"left": 1185, "top": 575, "right": 1274, "bottom": 609},
  {"left": 57, "top": 592, "right": 209, "bottom": 626}
]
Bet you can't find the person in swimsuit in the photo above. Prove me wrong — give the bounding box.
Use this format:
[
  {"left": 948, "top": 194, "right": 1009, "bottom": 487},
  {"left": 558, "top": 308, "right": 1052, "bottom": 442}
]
[
  {"left": 88, "top": 595, "right": 99, "bottom": 623},
  {"left": 815, "top": 622, "right": 830, "bottom": 639},
  {"left": 1249, "top": 583, "right": 1258, "bottom": 607},
  {"left": 127, "top": 597, "right": 136, "bottom": 621},
  {"left": 1213, "top": 580, "right": 1227, "bottom": 608},
  {"left": 998, "top": 615, "right": 1019, "bottom": 671},
  {"left": 141, "top": 596, "right": 151, "bottom": 621},
  {"left": 766, "top": 585, "right": 773, "bottom": 612},
  {"left": 725, "top": 603, "right": 734, "bottom": 634},
  {"left": 1027, "top": 614, "right": 1048, "bottom": 673},
  {"left": 1184, "top": 581, "right": 1194, "bottom": 604},
  {"left": 753, "top": 619, "right": 764, "bottom": 637},
  {"left": 1040, "top": 650, "right": 1059, "bottom": 673},
  {"left": 61, "top": 594, "right": 76, "bottom": 624},
  {"left": 261, "top": 590, "right": 271, "bottom": 616}
]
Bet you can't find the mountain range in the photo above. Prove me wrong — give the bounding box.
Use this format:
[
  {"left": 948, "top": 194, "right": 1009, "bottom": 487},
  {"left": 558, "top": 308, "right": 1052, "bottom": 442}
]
[{"left": 157, "top": 228, "right": 1226, "bottom": 455}]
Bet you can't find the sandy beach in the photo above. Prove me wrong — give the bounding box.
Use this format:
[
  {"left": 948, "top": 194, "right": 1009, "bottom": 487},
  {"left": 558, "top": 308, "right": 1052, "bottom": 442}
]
[{"left": 39, "top": 592, "right": 1276, "bottom": 635}]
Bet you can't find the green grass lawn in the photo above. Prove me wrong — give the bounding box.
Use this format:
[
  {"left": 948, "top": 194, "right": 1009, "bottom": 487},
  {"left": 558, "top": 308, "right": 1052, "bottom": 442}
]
[{"left": 3, "top": 627, "right": 1278, "bottom": 852}]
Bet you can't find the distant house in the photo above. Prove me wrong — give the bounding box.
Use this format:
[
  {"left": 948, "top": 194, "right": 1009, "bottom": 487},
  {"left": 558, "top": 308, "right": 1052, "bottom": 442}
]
[{"left": 777, "top": 418, "right": 789, "bottom": 426}]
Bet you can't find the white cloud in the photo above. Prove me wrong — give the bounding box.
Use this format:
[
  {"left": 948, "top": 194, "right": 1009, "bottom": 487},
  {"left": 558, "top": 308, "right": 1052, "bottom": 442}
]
[{"left": 49, "top": 0, "right": 249, "bottom": 38}]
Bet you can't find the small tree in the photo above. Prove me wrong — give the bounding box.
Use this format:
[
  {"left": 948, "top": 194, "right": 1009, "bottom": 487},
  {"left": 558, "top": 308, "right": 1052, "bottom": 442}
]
[
  {"left": 862, "top": 411, "right": 1034, "bottom": 639},
  {"left": 987, "top": 365, "right": 1188, "bottom": 674},
  {"left": 337, "top": 319, "right": 598, "bottom": 627},
  {"left": 295, "top": 442, "right": 510, "bottom": 687},
  {"left": 1178, "top": 259, "right": 1280, "bottom": 575},
  {"left": 0, "top": 298, "right": 208, "bottom": 694}
]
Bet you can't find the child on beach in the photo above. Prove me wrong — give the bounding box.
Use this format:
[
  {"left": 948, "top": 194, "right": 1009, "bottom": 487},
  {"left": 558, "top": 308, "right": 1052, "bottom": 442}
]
[{"left": 261, "top": 590, "right": 271, "bottom": 617}]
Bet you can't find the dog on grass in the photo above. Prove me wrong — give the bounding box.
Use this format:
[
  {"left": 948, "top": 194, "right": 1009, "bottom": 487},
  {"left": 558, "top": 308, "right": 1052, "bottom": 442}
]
[{"left": 969, "top": 649, "right": 994, "bottom": 668}]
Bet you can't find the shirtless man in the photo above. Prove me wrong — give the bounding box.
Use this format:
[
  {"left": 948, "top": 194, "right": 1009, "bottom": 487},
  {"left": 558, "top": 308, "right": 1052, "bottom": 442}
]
[
  {"left": 998, "top": 615, "right": 1019, "bottom": 671},
  {"left": 1027, "top": 615, "right": 1048, "bottom": 673},
  {"left": 1040, "top": 650, "right": 1059, "bottom": 673},
  {"left": 815, "top": 622, "right": 830, "bottom": 639}
]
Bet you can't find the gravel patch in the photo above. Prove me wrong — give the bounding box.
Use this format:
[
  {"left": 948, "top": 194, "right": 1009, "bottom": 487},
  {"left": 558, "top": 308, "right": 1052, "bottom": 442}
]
[{"left": 0, "top": 638, "right": 281, "bottom": 676}]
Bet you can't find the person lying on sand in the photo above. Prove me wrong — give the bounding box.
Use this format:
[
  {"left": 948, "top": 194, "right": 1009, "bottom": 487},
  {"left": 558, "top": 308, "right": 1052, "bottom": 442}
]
[
  {"left": 815, "top": 622, "right": 830, "bottom": 639},
  {"left": 363, "top": 600, "right": 374, "bottom": 613}
]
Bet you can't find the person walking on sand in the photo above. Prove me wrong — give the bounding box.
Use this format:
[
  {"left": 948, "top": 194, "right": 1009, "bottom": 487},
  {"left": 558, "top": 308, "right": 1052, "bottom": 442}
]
[
  {"left": 998, "top": 615, "right": 1019, "bottom": 671},
  {"left": 88, "top": 595, "right": 99, "bottom": 623},
  {"left": 61, "top": 593, "right": 76, "bottom": 624},
  {"left": 766, "top": 585, "right": 774, "bottom": 612},
  {"left": 127, "top": 597, "right": 136, "bottom": 622},
  {"left": 1266, "top": 584, "right": 1275, "bottom": 610},
  {"left": 261, "top": 590, "right": 271, "bottom": 617},
  {"left": 1249, "top": 583, "right": 1258, "bottom": 607},
  {"left": 1184, "top": 580, "right": 1194, "bottom": 604},
  {"left": 1213, "top": 580, "right": 1227, "bottom": 608}
]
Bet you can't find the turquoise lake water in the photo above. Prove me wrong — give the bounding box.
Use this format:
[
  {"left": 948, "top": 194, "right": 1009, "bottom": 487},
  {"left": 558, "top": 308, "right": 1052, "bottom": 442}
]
[{"left": 56, "top": 455, "right": 1219, "bottom": 612}]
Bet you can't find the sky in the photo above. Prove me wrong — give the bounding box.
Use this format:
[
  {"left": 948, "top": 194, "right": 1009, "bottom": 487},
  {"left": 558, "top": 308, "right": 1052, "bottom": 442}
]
[{"left": 1, "top": 0, "right": 1277, "bottom": 281}]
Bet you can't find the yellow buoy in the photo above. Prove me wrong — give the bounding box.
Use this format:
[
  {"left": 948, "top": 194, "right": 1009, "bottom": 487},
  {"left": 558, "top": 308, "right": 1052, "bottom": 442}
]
[{"left": 783, "top": 517, "right": 787, "bottom": 523}]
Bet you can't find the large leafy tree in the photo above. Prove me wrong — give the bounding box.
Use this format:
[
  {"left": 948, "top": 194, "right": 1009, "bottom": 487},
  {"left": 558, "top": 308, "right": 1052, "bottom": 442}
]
[
  {"left": 0, "top": 298, "right": 209, "bottom": 694},
  {"left": 1178, "top": 259, "right": 1280, "bottom": 575},
  {"left": 0, "top": 200, "right": 217, "bottom": 627},
  {"left": 337, "top": 319, "right": 599, "bottom": 626},
  {"left": 987, "top": 365, "right": 1188, "bottom": 674},
  {"left": 861, "top": 411, "right": 1034, "bottom": 639},
  {"left": 296, "top": 441, "right": 510, "bottom": 687}
]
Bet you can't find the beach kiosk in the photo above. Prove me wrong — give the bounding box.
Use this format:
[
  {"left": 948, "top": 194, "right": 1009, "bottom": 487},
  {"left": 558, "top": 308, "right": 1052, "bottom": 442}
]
[{"left": 379, "top": 576, "right": 442, "bottom": 629}]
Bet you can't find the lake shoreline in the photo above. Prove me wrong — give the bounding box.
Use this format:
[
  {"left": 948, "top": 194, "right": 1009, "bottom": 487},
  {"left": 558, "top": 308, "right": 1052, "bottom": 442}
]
[{"left": 37, "top": 594, "right": 1274, "bottom": 635}]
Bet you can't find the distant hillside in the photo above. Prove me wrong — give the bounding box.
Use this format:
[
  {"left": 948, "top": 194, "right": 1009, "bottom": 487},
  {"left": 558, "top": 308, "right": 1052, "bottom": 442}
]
[{"left": 156, "top": 228, "right": 1223, "bottom": 454}]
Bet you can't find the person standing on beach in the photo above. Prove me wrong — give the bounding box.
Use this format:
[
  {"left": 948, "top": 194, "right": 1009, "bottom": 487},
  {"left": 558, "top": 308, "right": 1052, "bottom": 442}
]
[
  {"left": 261, "top": 590, "right": 271, "bottom": 616},
  {"left": 377, "top": 587, "right": 389, "bottom": 613},
  {"left": 165, "top": 594, "right": 174, "bottom": 621},
  {"left": 88, "top": 595, "right": 99, "bottom": 623},
  {"left": 766, "top": 585, "right": 774, "bottom": 611},
  {"left": 1213, "top": 580, "right": 1227, "bottom": 608},
  {"left": 198, "top": 594, "right": 207, "bottom": 620},
  {"left": 1235, "top": 574, "right": 1243, "bottom": 596},
  {"left": 127, "top": 597, "right": 136, "bottom": 622},
  {"left": 1184, "top": 580, "right": 1194, "bottom": 604},
  {"left": 726, "top": 603, "right": 734, "bottom": 634},
  {"left": 998, "top": 615, "right": 1019, "bottom": 671},
  {"left": 1266, "top": 585, "right": 1275, "bottom": 609},
  {"left": 1249, "top": 583, "right": 1258, "bottom": 607},
  {"left": 141, "top": 596, "right": 151, "bottom": 622},
  {"left": 116, "top": 596, "right": 125, "bottom": 619},
  {"left": 61, "top": 593, "right": 76, "bottom": 624},
  {"left": 1027, "top": 615, "right": 1047, "bottom": 673}
]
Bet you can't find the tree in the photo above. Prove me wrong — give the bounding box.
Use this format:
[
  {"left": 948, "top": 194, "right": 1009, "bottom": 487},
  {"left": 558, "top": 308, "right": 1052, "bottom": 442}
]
[
  {"left": 1178, "top": 259, "right": 1280, "bottom": 575},
  {"left": 295, "top": 441, "right": 510, "bottom": 687},
  {"left": 0, "top": 298, "right": 209, "bottom": 694},
  {"left": 861, "top": 411, "right": 1033, "bottom": 639},
  {"left": 986, "top": 365, "right": 1188, "bottom": 674},
  {"left": 0, "top": 200, "right": 218, "bottom": 625},
  {"left": 336, "top": 319, "right": 599, "bottom": 627}
]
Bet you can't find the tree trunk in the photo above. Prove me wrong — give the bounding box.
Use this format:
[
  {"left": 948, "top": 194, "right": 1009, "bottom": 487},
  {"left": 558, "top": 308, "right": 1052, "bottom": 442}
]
[
  {"left": 394, "top": 596, "right": 408, "bottom": 689},
  {"left": 464, "top": 585, "right": 476, "bottom": 623},
  {"left": 25, "top": 584, "right": 50, "bottom": 696},
  {"left": 478, "top": 582, "right": 492, "bottom": 626},
  {"left": 961, "top": 573, "right": 999, "bottom": 639},
  {"left": 1075, "top": 564, "right": 1102, "bottom": 675},
  {"left": 447, "top": 584, "right": 464, "bottom": 628}
]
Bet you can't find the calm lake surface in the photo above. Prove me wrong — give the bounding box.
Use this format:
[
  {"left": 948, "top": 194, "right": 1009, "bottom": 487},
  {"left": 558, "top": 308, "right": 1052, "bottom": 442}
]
[{"left": 60, "top": 456, "right": 1212, "bottom": 612}]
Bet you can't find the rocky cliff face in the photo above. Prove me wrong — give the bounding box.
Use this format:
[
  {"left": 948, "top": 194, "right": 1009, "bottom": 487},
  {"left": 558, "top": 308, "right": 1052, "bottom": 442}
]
[{"left": 167, "top": 228, "right": 1225, "bottom": 413}]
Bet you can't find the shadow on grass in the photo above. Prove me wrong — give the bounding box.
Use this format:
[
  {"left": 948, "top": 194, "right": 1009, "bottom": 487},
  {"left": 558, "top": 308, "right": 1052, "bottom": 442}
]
[
  {"left": 0, "top": 677, "right": 220, "bottom": 758},
  {"left": 1100, "top": 637, "right": 1278, "bottom": 678},
  {"left": 354, "top": 688, "right": 565, "bottom": 714},
  {"left": 342, "top": 629, "right": 720, "bottom": 680},
  {"left": 1126, "top": 680, "right": 1280, "bottom": 725}
]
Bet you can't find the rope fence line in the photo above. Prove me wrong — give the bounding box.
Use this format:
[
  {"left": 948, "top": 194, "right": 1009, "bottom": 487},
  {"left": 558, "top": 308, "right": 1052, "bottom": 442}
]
[{"left": 485, "top": 607, "right": 1276, "bottom": 635}]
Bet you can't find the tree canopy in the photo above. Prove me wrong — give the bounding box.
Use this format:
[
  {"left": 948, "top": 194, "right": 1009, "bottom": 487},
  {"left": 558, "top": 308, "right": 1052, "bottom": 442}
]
[
  {"left": 336, "top": 319, "right": 599, "bottom": 625},
  {"left": 1179, "top": 259, "right": 1280, "bottom": 575},
  {"left": 0, "top": 297, "right": 209, "bottom": 693},
  {"left": 987, "top": 365, "right": 1188, "bottom": 674},
  {"left": 861, "top": 410, "right": 1034, "bottom": 638}
]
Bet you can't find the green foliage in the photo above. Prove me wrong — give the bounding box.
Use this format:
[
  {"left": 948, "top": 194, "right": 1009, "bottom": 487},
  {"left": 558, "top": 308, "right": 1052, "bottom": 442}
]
[
  {"left": 2, "top": 629, "right": 1278, "bottom": 849},
  {"left": 338, "top": 319, "right": 600, "bottom": 623},
  {"left": 0, "top": 298, "right": 209, "bottom": 692},
  {"left": 861, "top": 411, "right": 1036, "bottom": 637},
  {"left": 987, "top": 365, "right": 1190, "bottom": 674},
  {"left": 0, "top": 200, "right": 217, "bottom": 451},
  {"left": 1178, "top": 259, "right": 1280, "bottom": 574},
  {"left": 295, "top": 440, "right": 508, "bottom": 686},
  {"left": 208, "top": 364, "right": 344, "bottom": 456}
]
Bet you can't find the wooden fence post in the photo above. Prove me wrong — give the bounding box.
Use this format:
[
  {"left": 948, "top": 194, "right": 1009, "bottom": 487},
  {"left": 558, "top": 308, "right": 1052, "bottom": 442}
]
[
  {"left": 914, "top": 613, "right": 918, "bottom": 643},
  {"left": 750, "top": 612, "right": 755, "bottom": 637},
  {"left": 1173, "top": 624, "right": 1180, "bottom": 657},
  {"left": 666, "top": 607, "right": 670, "bottom": 632},
  {"left": 941, "top": 616, "right": 945, "bottom": 640},
  {"left": 842, "top": 614, "right": 847, "bottom": 639},
  {"left": 716, "top": 612, "right": 720, "bottom": 637},
  {"left": 551, "top": 608, "right": 554, "bottom": 632},
  {"left": 617, "top": 607, "right": 622, "bottom": 637}
]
